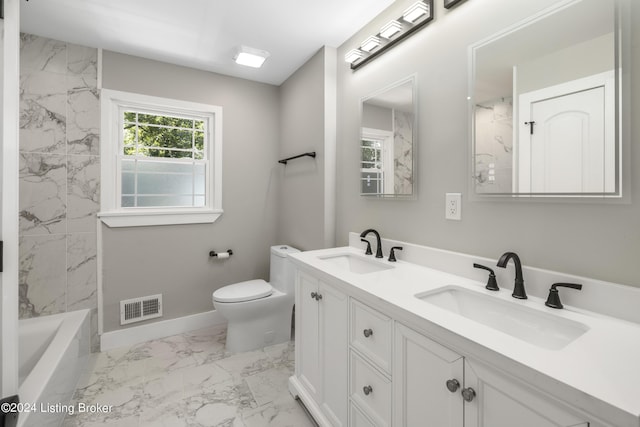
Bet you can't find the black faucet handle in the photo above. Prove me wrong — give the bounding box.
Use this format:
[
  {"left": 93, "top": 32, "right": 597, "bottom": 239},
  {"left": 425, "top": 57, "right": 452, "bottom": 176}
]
[
  {"left": 545, "top": 283, "right": 583, "bottom": 309},
  {"left": 388, "top": 246, "right": 403, "bottom": 262},
  {"left": 360, "top": 239, "right": 373, "bottom": 255},
  {"left": 473, "top": 263, "right": 499, "bottom": 291}
]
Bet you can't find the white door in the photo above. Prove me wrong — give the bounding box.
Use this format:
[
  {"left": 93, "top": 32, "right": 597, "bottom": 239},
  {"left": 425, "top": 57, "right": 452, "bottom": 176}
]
[
  {"left": 464, "top": 359, "right": 588, "bottom": 427},
  {"left": 393, "top": 323, "right": 464, "bottom": 427},
  {"left": 518, "top": 71, "right": 615, "bottom": 193},
  {"left": 1, "top": 0, "right": 20, "bottom": 398}
]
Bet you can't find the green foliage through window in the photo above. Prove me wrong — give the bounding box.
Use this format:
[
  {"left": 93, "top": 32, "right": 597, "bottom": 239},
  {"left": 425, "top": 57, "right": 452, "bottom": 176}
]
[{"left": 123, "top": 111, "right": 206, "bottom": 159}]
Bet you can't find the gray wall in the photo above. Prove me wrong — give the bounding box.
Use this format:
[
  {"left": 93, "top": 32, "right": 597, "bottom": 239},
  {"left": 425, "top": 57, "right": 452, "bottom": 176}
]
[
  {"left": 362, "top": 103, "right": 392, "bottom": 131},
  {"left": 101, "top": 52, "right": 281, "bottom": 332},
  {"left": 336, "top": 0, "right": 640, "bottom": 287},
  {"left": 278, "top": 47, "right": 336, "bottom": 250}
]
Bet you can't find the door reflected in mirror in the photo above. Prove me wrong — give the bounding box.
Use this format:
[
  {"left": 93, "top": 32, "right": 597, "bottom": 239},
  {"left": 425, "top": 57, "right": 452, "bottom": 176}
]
[
  {"left": 361, "top": 76, "right": 416, "bottom": 197},
  {"left": 470, "top": 0, "right": 621, "bottom": 196}
]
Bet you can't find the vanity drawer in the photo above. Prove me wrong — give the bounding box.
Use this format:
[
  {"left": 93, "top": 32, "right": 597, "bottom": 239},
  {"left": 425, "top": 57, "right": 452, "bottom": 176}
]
[
  {"left": 350, "top": 350, "right": 392, "bottom": 427},
  {"left": 350, "top": 299, "right": 393, "bottom": 373}
]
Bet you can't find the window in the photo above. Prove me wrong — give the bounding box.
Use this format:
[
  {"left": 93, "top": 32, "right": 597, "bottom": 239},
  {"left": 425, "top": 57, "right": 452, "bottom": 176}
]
[
  {"left": 100, "top": 90, "right": 222, "bottom": 227},
  {"left": 361, "top": 137, "right": 384, "bottom": 194},
  {"left": 360, "top": 128, "right": 393, "bottom": 195}
]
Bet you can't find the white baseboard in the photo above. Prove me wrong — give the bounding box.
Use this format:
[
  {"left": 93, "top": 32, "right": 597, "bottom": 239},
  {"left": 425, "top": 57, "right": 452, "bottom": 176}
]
[{"left": 100, "top": 310, "right": 226, "bottom": 351}]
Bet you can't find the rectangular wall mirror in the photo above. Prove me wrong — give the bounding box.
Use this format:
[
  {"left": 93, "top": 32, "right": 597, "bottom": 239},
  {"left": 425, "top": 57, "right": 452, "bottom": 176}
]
[
  {"left": 470, "top": 0, "right": 623, "bottom": 197},
  {"left": 361, "top": 76, "right": 417, "bottom": 197}
]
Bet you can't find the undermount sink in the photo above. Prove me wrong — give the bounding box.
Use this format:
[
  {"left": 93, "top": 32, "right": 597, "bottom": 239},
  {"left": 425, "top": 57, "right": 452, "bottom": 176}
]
[
  {"left": 319, "top": 253, "right": 394, "bottom": 274},
  {"left": 416, "top": 286, "right": 589, "bottom": 350}
]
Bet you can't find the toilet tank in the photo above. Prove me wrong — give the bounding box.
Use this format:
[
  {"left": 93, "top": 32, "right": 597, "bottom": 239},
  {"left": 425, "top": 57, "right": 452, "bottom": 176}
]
[{"left": 270, "top": 245, "right": 300, "bottom": 293}]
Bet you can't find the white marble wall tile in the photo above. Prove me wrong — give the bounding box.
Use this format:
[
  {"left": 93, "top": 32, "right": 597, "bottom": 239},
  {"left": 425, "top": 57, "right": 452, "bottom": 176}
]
[
  {"left": 67, "top": 75, "right": 100, "bottom": 155},
  {"left": 20, "top": 71, "right": 67, "bottom": 153},
  {"left": 67, "top": 43, "right": 98, "bottom": 76},
  {"left": 19, "top": 153, "right": 67, "bottom": 235},
  {"left": 19, "top": 234, "right": 67, "bottom": 317},
  {"left": 20, "top": 33, "right": 66, "bottom": 73},
  {"left": 393, "top": 110, "right": 414, "bottom": 195},
  {"left": 474, "top": 98, "right": 514, "bottom": 193},
  {"left": 67, "top": 232, "right": 97, "bottom": 311},
  {"left": 67, "top": 155, "right": 100, "bottom": 232}
]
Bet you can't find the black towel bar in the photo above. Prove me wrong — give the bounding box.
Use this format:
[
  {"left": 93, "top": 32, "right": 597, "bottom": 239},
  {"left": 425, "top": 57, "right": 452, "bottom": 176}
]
[{"left": 278, "top": 152, "right": 316, "bottom": 165}]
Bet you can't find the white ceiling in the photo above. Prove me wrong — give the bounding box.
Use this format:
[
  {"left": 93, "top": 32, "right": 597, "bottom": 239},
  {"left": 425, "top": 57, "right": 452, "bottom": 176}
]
[{"left": 20, "top": 0, "right": 396, "bottom": 85}]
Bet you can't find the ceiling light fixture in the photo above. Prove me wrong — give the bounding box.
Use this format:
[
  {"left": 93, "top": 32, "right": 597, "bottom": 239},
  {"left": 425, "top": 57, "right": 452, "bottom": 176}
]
[
  {"left": 234, "top": 46, "right": 270, "bottom": 68},
  {"left": 345, "top": 0, "right": 434, "bottom": 71},
  {"left": 361, "top": 36, "right": 381, "bottom": 53},
  {"left": 380, "top": 20, "right": 403, "bottom": 39},
  {"left": 402, "top": 1, "right": 429, "bottom": 23}
]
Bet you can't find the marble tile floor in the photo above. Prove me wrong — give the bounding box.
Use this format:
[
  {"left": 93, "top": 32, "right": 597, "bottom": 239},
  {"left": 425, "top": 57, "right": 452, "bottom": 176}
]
[{"left": 63, "top": 325, "right": 316, "bottom": 427}]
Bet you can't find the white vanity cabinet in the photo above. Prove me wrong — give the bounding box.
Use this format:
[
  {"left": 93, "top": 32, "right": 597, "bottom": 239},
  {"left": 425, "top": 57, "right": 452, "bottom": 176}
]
[
  {"left": 464, "top": 358, "right": 589, "bottom": 427},
  {"left": 294, "top": 270, "right": 348, "bottom": 427},
  {"left": 394, "top": 322, "right": 589, "bottom": 427},
  {"left": 349, "top": 300, "right": 394, "bottom": 426},
  {"left": 393, "top": 323, "right": 464, "bottom": 427},
  {"left": 291, "top": 266, "right": 602, "bottom": 427}
]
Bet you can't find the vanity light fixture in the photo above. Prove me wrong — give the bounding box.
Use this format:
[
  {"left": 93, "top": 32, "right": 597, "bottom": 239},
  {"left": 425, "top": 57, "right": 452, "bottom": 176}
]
[
  {"left": 361, "top": 36, "right": 381, "bottom": 52},
  {"left": 380, "top": 20, "right": 403, "bottom": 39},
  {"left": 345, "top": 0, "right": 434, "bottom": 71},
  {"left": 403, "top": 1, "right": 429, "bottom": 23},
  {"left": 345, "top": 48, "right": 364, "bottom": 64},
  {"left": 234, "top": 46, "right": 270, "bottom": 68}
]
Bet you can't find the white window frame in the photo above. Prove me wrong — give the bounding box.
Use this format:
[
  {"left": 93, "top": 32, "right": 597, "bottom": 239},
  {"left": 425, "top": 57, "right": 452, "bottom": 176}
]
[
  {"left": 361, "top": 127, "right": 394, "bottom": 195},
  {"left": 99, "top": 89, "right": 223, "bottom": 227}
]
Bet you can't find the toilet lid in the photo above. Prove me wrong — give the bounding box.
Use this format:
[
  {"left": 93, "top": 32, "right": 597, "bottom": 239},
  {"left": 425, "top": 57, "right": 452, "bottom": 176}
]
[{"left": 212, "top": 280, "right": 273, "bottom": 303}]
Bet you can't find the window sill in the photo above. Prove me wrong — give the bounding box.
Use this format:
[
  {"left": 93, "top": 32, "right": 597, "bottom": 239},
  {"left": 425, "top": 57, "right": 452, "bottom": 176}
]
[{"left": 98, "top": 209, "right": 223, "bottom": 228}]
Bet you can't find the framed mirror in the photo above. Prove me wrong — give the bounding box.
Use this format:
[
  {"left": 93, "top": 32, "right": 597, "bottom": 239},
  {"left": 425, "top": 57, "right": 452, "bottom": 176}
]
[
  {"left": 470, "top": 0, "right": 623, "bottom": 197},
  {"left": 360, "top": 76, "right": 417, "bottom": 197}
]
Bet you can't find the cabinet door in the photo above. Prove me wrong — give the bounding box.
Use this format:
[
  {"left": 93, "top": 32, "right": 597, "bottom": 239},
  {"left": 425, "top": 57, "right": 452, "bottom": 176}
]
[
  {"left": 296, "top": 272, "right": 321, "bottom": 403},
  {"left": 464, "top": 359, "right": 589, "bottom": 427},
  {"left": 319, "top": 281, "right": 348, "bottom": 426},
  {"left": 394, "top": 323, "right": 464, "bottom": 427}
]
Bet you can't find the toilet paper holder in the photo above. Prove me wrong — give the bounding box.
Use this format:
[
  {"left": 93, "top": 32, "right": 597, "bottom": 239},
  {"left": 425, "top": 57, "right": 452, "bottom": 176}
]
[{"left": 209, "top": 249, "right": 233, "bottom": 258}]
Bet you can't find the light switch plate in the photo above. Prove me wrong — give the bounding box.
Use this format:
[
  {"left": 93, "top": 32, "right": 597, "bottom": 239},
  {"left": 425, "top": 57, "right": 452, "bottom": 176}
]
[{"left": 445, "top": 193, "right": 462, "bottom": 220}]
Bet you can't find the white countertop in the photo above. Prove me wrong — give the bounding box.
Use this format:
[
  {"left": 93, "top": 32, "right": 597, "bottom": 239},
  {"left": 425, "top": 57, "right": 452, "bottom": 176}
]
[{"left": 290, "top": 245, "right": 640, "bottom": 427}]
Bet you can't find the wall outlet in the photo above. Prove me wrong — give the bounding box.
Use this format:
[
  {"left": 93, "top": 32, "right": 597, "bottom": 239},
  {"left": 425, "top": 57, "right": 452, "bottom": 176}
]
[{"left": 445, "top": 193, "right": 462, "bottom": 220}]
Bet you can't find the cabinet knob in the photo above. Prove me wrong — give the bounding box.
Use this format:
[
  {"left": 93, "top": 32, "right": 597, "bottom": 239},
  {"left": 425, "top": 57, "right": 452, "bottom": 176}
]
[
  {"left": 310, "top": 292, "right": 317, "bottom": 299},
  {"left": 462, "top": 387, "right": 476, "bottom": 402},
  {"left": 363, "top": 385, "right": 373, "bottom": 396},
  {"left": 446, "top": 379, "right": 460, "bottom": 393},
  {"left": 316, "top": 293, "right": 323, "bottom": 300},
  {"left": 363, "top": 329, "right": 373, "bottom": 338}
]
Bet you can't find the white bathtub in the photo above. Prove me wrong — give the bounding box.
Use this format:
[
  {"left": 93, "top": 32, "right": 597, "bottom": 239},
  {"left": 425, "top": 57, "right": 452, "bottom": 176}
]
[{"left": 17, "top": 310, "right": 91, "bottom": 427}]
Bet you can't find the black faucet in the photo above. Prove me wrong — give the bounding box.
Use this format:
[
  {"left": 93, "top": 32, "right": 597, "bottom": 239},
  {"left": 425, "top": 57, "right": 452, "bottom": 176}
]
[
  {"left": 360, "top": 229, "right": 383, "bottom": 258},
  {"left": 496, "top": 252, "right": 527, "bottom": 299}
]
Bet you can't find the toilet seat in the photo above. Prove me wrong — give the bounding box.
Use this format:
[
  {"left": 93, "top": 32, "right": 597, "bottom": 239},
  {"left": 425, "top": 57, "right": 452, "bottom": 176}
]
[{"left": 212, "top": 280, "right": 273, "bottom": 303}]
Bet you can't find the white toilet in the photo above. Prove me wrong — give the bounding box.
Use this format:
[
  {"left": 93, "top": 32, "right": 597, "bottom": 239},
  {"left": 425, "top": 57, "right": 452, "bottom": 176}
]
[{"left": 212, "top": 245, "right": 300, "bottom": 353}]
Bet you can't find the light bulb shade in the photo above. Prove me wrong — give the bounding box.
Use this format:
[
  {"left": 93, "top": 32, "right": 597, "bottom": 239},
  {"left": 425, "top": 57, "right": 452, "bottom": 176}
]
[
  {"left": 380, "top": 20, "right": 403, "bottom": 39},
  {"left": 345, "top": 49, "right": 364, "bottom": 64},
  {"left": 234, "top": 46, "right": 270, "bottom": 68},
  {"left": 361, "top": 36, "right": 381, "bottom": 52},
  {"left": 403, "top": 1, "right": 429, "bottom": 23}
]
